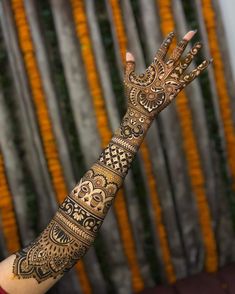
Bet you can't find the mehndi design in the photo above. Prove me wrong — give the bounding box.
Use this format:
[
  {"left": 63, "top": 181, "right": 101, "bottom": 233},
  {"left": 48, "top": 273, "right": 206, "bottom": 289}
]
[
  {"left": 124, "top": 32, "right": 210, "bottom": 117},
  {"left": 13, "top": 31, "right": 211, "bottom": 283}
]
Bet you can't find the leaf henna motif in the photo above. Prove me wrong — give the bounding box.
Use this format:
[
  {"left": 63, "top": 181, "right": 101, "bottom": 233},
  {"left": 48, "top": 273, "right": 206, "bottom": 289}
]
[
  {"left": 12, "top": 31, "right": 211, "bottom": 285},
  {"left": 13, "top": 168, "right": 117, "bottom": 282},
  {"left": 124, "top": 32, "right": 211, "bottom": 116}
]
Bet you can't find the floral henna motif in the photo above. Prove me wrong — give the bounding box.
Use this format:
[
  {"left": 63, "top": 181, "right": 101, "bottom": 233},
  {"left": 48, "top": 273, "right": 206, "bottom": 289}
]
[
  {"left": 13, "top": 169, "right": 119, "bottom": 282},
  {"left": 120, "top": 109, "right": 150, "bottom": 138},
  {"left": 71, "top": 169, "right": 119, "bottom": 216},
  {"left": 124, "top": 32, "right": 211, "bottom": 117},
  {"left": 12, "top": 32, "right": 211, "bottom": 285},
  {"left": 13, "top": 216, "right": 89, "bottom": 282},
  {"left": 60, "top": 197, "right": 103, "bottom": 233}
]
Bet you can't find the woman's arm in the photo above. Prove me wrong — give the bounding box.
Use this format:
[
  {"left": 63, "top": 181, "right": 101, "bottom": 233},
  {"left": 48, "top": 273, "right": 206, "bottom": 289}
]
[{"left": 0, "top": 30, "right": 210, "bottom": 294}]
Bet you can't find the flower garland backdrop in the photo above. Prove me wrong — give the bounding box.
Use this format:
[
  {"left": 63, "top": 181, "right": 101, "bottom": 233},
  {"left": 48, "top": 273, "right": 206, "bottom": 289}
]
[{"left": 0, "top": 0, "right": 234, "bottom": 293}]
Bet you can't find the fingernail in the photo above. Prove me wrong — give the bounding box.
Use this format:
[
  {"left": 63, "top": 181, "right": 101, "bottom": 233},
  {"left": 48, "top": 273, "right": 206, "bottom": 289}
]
[
  {"left": 126, "top": 52, "right": 134, "bottom": 62},
  {"left": 183, "top": 30, "right": 197, "bottom": 41},
  {"left": 210, "top": 58, "right": 214, "bottom": 63}
]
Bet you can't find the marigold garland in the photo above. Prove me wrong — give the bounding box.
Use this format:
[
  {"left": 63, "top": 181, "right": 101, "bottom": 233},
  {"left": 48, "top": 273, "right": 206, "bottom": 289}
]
[
  {"left": 11, "top": 1, "right": 92, "bottom": 293},
  {"left": 70, "top": 0, "right": 144, "bottom": 291},
  {"left": 201, "top": 0, "right": 235, "bottom": 190},
  {"left": 156, "top": 0, "right": 218, "bottom": 272},
  {"left": 0, "top": 152, "right": 21, "bottom": 254},
  {"left": 108, "top": 0, "right": 176, "bottom": 283}
]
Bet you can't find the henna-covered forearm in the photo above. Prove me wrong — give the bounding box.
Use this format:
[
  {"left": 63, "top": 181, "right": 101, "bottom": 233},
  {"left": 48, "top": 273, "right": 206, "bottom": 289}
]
[
  {"left": 12, "top": 106, "right": 152, "bottom": 283},
  {"left": 12, "top": 30, "right": 211, "bottom": 285}
]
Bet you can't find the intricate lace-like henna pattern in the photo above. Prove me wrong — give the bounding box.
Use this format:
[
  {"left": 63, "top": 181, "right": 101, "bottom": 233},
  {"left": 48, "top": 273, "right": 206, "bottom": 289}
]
[
  {"left": 98, "top": 143, "right": 134, "bottom": 177},
  {"left": 13, "top": 216, "right": 89, "bottom": 282},
  {"left": 71, "top": 169, "right": 119, "bottom": 217},
  {"left": 13, "top": 169, "right": 118, "bottom": 282},
  {"left": 111, "top": 136, "right": 138, "bottom": 154},
  {"left": 174, "top": 42, "right": 202, "bottom": 76},
  {"left": 116, "top": 107, "right": 152, "bottom": 147},
  {"left": 60, "top": 197, "right": 103, "bottom": 233},
  {"left": 124, "top": 32, "right": 211, "bottom": 117},
  {"left": 13, "top": 32, "right": 211, "bottom": 284}
]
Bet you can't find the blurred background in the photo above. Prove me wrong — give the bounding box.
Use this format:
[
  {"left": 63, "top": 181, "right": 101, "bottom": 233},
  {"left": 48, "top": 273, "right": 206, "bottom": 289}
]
[{"left": 0, "top": 0, "right": 235, "bottom": 293}]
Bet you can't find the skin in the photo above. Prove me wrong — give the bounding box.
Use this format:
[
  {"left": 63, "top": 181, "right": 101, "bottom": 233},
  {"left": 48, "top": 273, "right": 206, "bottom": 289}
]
[{"left": 0, "top": 30, "right": 211, "bottom": 294}]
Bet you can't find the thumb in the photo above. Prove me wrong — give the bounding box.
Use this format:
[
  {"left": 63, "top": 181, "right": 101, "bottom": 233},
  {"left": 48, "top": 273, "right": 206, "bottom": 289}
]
[{"left": 125, "top": 52, "right": 135, "bottom": 76}]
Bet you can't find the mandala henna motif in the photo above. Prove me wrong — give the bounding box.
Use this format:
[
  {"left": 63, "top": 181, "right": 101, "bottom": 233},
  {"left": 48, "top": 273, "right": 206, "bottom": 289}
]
[
  {"left": 124, "top": 32, "right": 211, "bottom": 117},
  {"left": 13, "top": 218, "right": 88, "bottom": 282},
  {"left": 13, "top": 31, "right": 211, "bottom": 284},
  {"left": 13, "top": 167, "right": 119, "bottom": 282},
  {"left": 137, "top": 88, "right": 166, "bottom": 112}
]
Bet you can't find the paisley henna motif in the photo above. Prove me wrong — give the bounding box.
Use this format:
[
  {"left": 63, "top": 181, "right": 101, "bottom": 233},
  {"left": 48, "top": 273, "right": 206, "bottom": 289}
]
[
  {"left": 13, "top": 217, "right": 88, "bottom": 282},
  {"left": 13, "top": 32, "right": 211, "bottom": 284}
]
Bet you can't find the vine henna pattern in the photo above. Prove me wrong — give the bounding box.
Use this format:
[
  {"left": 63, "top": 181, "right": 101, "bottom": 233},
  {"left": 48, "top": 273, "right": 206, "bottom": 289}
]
[
  {"left": 13, "top": 31, "right": 211, "bottom": 283},
  {"left": 124, "top": 32, "right": 210, "bottom": 117}
]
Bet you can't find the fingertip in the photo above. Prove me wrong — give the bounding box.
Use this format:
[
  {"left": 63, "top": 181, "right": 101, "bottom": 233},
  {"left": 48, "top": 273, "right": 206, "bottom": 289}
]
[
  {"left": 168, "top": 31, "right": 175, "bottom": 38},
  {"left": 183, "top": 29, "right": 197, "bottom": 41},
  {"left": 126, "top": 52, "right": 135, "bottom": 62}
]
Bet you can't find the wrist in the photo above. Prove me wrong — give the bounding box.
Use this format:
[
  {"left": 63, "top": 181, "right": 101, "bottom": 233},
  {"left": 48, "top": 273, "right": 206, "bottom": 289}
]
[{"left": 116, "top": 105, "right": 154, "bottom": 147}]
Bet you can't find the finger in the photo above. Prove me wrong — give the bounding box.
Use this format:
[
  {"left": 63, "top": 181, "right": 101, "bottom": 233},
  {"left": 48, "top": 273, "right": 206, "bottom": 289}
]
[
  {"left": 180, "top": 59, "right": 212, "bottom": 88},
  {"left": 155, "top": 31, "right": 175, "bottom": 59},
  {"left": 183, "top": 30, "right": 198, "bottom": 41},
  {"left": 168, "top": 30, "right": 197, "bottom": 64},
  {"left": 174, "top": 42, "right": 202, "bottom": 75},
  {"left": 125, "top": 52, "right": 136, "bottom": 76}
]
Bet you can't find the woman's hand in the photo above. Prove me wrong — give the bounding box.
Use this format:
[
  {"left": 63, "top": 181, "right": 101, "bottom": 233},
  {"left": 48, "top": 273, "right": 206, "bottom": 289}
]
[
  {"left": 0, "top": 30, "right": 212, "bottom": 294},
  {"left": 124, "top": 30, "right": 211, "bottom": 117}
]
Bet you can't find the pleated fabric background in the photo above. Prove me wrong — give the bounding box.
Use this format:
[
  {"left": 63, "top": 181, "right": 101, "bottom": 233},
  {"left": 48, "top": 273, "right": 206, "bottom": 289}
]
[{"left": 0, "top": 0, "right": 235, "bottom": 293}]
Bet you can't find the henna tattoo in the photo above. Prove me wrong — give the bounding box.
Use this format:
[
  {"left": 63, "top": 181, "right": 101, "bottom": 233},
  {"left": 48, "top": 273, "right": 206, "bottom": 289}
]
[
  {"left": 174, "top": 42, "right": 202, "bottom": 76},
  {"left": 124, "top": 32, "right": 211, "bottom": 117},
  {"left": 13, "top": 216, "right": 89, "bottom": 282},
  {"left": 13, "top": 168, "right": 120, "bottom": 282},
  {"left": 71, "top": 169, "right": 119, "bottom": 216},
  {"left": 98, "top": 142, "right": 134, "bottom": 177},
  {"left": 111, "top": 136, "right": 138, "bottom": 153},
  {"left": 116, "top": 107, "right": 152, "bottom": 146},
  {"left": 12, "top": 32, "right": 211, "bottom": 285},
  {"left": 167, "top": 39, "right": 188, "bottom": 65},
  {"left": 92, "top": 163, "right": 123, "bottom": 185},
  {"left": 60, "top": 197, "right": 103, "bottom": 233}
]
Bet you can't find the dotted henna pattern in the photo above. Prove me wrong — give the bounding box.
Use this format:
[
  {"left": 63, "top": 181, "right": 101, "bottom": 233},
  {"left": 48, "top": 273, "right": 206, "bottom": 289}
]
[
  {"left": 124, "top": 32, "right": 211, "bottom": 117},
  {"left": 13, "top": 31, "right": 211, "bottom": 284}
]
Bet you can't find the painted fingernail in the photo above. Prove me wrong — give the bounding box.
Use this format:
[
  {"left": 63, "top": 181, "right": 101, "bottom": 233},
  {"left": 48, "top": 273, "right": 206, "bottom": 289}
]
[
  {"left": 126, "top": 52, "right": 135, "bottom": 62},
  {"left": 183, "top": 30, "right": 197, "bottom": 41}
]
